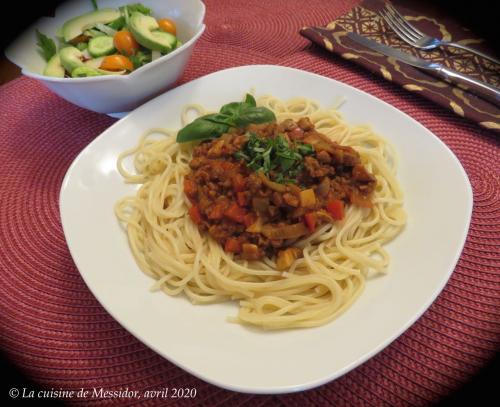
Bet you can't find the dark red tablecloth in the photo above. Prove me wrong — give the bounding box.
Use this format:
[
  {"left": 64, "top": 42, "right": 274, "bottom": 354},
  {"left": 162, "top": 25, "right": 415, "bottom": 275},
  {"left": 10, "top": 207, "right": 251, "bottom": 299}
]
[{"left": 1, "top": 1, "right": 499, "bottom": 405}]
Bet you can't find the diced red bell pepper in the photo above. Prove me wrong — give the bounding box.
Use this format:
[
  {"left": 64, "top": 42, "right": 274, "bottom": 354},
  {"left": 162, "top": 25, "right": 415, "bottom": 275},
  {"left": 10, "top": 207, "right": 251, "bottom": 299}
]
[
  {"left": 327, "top": 199, "right": 344, "bottom": 220},
  {"left": 304, "top": 212, "right": 316, "bottom": 232}
]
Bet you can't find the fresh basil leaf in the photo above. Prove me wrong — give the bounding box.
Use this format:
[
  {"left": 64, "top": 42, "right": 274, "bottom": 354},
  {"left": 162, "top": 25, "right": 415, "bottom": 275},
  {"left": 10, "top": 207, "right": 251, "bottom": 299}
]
[
  {"left": 36, "top": 30, "right": 57, "bottom": 61},
  {"left": 220, "top": 102, "right": 242, "bottom": 116},
  {"left": 176, "top": 119, "right": 230, "bottom": 143},
  {"left": 234, "top": 107, "right": 276, "bottom": 127},
  {"left": 202, "top": 113, "right": 235, "bottom": 126},
  {"left": 220, "top": 94, "right": 256, "bottom": 116},
  {"left": 244, "top": 94, "right": 256, "bottom": 107},
  {"left": 177, "top": 95, "right": 275, "bottom": 144}
]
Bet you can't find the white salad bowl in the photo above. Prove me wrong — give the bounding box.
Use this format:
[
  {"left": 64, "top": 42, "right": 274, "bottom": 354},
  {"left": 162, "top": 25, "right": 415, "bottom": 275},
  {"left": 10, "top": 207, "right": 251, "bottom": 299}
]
[{"left": 5, "top": 0, "right": 206, "bottom": 114}]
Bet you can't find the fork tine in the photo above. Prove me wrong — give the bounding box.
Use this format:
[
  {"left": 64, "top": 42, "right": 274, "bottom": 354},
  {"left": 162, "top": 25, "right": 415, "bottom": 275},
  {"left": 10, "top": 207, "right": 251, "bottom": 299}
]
[
  {"left": 385, "top": 3, "right": 425, "bottom": 38},
  {"left": 382, "top": 7, "right": 420, "bottom": 42},
  {"left": 379, "top": 9, "right": 418, "bottom": 46}
]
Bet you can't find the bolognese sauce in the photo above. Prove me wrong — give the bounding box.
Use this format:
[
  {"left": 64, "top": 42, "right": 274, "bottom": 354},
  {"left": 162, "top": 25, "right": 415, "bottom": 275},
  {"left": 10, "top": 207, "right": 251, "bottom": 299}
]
[{"left": 183, "top": 117, "right": 376, "bottom": 269}]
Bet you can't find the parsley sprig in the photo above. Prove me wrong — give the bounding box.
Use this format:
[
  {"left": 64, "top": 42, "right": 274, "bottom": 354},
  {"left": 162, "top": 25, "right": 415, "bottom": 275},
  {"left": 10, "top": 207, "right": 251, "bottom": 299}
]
[
  {"left": 235, "top": 133, "right": 314, "bottom": 184},
  {"left": 35, "top": 30, "right": 56, "bottom": 62}
]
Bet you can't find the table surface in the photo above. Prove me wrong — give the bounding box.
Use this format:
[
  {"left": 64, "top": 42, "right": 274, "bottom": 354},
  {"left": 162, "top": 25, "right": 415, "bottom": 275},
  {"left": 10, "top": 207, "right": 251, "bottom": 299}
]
[{"left": 0, "top": 0, "right": 499, "bottom": 406}]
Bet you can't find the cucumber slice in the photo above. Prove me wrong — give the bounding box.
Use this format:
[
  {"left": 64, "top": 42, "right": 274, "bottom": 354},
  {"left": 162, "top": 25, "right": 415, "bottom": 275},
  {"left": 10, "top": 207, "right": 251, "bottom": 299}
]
[{"left": 88, "top": 36, "right": 116, "bottom": 57}]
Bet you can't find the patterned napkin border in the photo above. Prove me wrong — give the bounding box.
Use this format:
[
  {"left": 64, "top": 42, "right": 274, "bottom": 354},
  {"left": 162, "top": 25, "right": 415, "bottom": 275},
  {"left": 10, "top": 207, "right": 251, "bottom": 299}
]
[{"left": 300, "top": 0, "right": 500, "bottom": 132}]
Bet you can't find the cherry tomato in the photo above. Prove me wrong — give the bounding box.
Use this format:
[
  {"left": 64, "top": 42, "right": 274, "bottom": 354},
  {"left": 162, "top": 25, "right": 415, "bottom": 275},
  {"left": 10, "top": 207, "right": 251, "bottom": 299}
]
[
  {"left": 113, "top": 30, "right": 140, "bottom": 56},
  {"left": 100, "top": 55, "right": 134, "bottom": 72},
  {"left": 157, "top": 18, "right": 177, "bottom": 35}
]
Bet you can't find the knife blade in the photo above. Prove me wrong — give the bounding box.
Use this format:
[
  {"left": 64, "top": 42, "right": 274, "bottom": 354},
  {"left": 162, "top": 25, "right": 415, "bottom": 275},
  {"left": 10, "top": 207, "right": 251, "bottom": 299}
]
[{"left": 346, "top": 32, "right": 500, "bottom": 106}]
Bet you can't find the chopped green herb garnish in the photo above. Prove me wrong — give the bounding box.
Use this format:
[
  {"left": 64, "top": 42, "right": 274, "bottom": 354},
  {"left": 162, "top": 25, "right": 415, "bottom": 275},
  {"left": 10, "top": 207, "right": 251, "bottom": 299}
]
[
  {"left": 235, "top": 133, "right": 314, "bottom": 184},
  {"left": 75, "top": 42, "right": 88, "bottom": 51},
  {"left": 107, "top": 16, "right": 126, "bottom": 30},
  {"left": 130, "top": 50, "right": 152, "bottom": 69}
]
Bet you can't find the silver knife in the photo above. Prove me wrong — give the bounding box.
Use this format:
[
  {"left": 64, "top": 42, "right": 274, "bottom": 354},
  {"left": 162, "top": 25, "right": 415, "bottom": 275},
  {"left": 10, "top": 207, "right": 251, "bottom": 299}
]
[{"left": 347, "top": 32, "right": 500, "bottom": 106}]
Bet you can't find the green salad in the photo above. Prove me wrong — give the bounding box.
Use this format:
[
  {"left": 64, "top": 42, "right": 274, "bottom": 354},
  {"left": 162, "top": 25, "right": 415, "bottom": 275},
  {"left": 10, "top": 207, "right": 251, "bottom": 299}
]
[{"left": 37, "top": 2, "right": 181, "bottom": 78}]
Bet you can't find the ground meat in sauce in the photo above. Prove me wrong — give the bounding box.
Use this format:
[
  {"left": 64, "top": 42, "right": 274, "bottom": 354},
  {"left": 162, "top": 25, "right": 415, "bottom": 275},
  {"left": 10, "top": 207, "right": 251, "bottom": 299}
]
[{"left": 183, "top": 118, "right": 376, "bottom": 264}]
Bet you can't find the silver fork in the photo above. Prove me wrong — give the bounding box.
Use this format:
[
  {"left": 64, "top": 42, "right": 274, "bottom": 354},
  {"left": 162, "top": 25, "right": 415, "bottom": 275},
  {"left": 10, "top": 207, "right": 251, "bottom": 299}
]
[{"left": 380, "top": 3, "right": 500, "bottom": 66}]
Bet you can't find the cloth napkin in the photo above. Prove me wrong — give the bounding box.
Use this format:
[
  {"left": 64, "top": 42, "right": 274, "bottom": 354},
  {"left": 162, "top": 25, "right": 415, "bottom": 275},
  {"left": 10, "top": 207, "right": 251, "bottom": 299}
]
[{"left": 300, "top": 0, "right": 500, "bottom": 132}]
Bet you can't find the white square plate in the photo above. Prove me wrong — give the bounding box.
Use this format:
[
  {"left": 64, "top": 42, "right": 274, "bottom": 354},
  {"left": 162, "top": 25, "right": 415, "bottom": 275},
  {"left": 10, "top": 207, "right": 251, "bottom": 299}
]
[{"left": 60, "top": 65, "right": 472, "bottom": 394}]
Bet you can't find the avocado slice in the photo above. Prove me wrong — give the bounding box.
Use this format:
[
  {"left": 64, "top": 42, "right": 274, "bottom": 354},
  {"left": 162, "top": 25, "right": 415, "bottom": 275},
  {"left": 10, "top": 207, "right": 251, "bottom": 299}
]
[
  {"left": 71, "top": 66, "right": 126, "bottom": 77},
  {"left": 62, "top": 8, "right": 120, "bottom": 42},
  {"left": 59, "top": 46, "right": 85, "bottom": 73},
  {"left": 71, "top": 66, "right": 103, "bottom": 77},
  {"left": 84, "top": 57, "right": 104, "bottom": 69},
  {"left": 129, "top": 12, "right": 177, "bottom": 54},
  {"left": 43, "top": 53, "right": 65, "bottom": 78}
]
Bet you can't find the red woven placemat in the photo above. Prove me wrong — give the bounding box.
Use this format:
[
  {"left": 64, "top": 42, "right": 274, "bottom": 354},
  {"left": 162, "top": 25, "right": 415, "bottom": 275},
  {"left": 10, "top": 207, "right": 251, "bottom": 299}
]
[{"left": 1, "top": 0, "right": 499, "bottom": 405}]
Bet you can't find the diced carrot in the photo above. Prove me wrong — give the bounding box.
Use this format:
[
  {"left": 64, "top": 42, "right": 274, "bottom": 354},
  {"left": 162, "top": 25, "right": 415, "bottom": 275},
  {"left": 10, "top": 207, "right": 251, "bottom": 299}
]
[
  {"left": 224, "top": 238, "right": 242, "bottom": 253},
  {"left": 188, "top": 205, "right": 203, "bottom": 224},
  {"left": 243, "top": 212, "right": 257, "bottom": 228},
  {"left": 224, "top": 202, "right": 247, "bottom": 224},
  {"left": 232, "top": 173, "right": 247, "bottom": 192},
  {"left": 304, "top": 212, "right": 316, "bottom": 232},
  {"left": 183, "top": 178, "right": 197, "bottom": 197},
  {"left": 207, "top": 201, "right": 227, "bottom": 220},
  {"left": 326, "top": 199, "right": 344, "bottom": 220}
]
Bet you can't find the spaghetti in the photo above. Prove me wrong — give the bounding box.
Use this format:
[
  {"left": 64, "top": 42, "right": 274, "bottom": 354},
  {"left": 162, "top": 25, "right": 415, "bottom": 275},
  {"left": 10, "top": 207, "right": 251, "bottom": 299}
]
[{"left": 115, "top": 95, "right": 406, "bottom": 329}]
